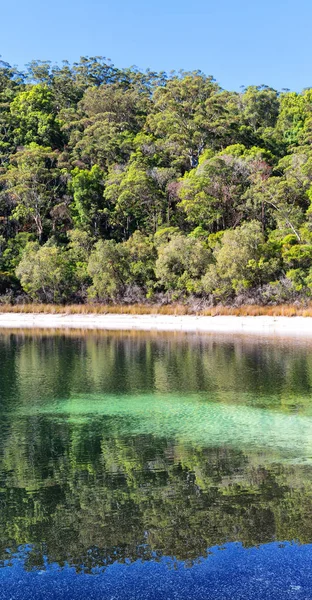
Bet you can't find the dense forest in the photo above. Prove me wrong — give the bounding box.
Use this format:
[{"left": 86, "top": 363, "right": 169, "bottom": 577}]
[{"left": 1, "top": 56, "right": 312, "bottom": 305}]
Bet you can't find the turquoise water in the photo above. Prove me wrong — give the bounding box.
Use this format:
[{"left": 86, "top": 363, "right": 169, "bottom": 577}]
[
  {"left": 17, "top": 392, "right": 312, "bottom": 461},
  {"left": 1, "top": 331, "right": 312, "bottom": 597}
]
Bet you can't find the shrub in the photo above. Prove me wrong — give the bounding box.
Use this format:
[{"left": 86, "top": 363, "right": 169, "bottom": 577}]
[
  {"left": 156, "top": 235, "right": 211, "bottom": 295},
  {"left": 16, "top": 242, "right": 73, "bottom": 302}
]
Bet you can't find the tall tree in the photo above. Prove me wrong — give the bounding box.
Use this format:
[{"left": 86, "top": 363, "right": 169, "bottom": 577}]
[{"left": 0, "top": 144, "right": 62, "bottom": 240}]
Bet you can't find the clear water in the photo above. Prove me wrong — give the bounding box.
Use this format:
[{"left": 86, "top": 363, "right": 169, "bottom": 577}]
[{"left": 1, "top": 330, "right": 312, "bottom": 599}]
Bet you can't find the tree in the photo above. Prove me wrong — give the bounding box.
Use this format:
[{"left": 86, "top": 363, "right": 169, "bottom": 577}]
[
  {"left": 178, "top": 146, "right": 271, "bottom": 232},
  {"left": 245, "top": 149, "right": 312, "bottom": 241},
  {"left": 0, "top": 144, "right": 62, "bottom": 240},
  {"left": 3, "top": 55, "right": 312, "bottom": 305},
  {"left": 146, "top": 73, "right": 229, "bottom": 170},
  {"left": 276, "top": 89, "right": 312, "bottom": 147},
  {"left": 63, "top": 81, "right": 150, "bottom": 170},
  {"left": 68, "top": 164, "right": 105, "bottom": 235},
  {"left": 156, "top": 234, "right": 211, "bottom": 295},
  {"left": 16, "top": 241, "right": 73, "bottom": 302},
  {"left": 79, "top": 83, "right": 150, "bottom": 132},
  {"left": 87, "top": 239, "right": 127, "bottom": 300},
  {"left": 123, "top": 231, "right": 156, "bottom": 292},
  {"left": 10, "top": 84, "right": 62, "bottom": 148},
  {"left": 104, "top": 159, "right": 165, "bottom": 237},
  {"left": 0, "top": 61, "right": 24, "bottom": 165},
  {"left": 202, "top": 221, "right": 270, "bottom": 297},
  {"left": 237, "top": 85, "right": 281, "bottom": 152},
  {"left": 67, "top": 229, "right": 93, "bottom": 296},
  {"left": 241, "top": 86, "right": 280, "bottom": 132},
  {"left": 72, "top": 56, "right": 117, "bottom": 88}
]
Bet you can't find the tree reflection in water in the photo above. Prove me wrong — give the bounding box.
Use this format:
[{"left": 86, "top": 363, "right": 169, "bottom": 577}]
[{"left": 0, "top": 331, "right": 312, "bottom": 571}]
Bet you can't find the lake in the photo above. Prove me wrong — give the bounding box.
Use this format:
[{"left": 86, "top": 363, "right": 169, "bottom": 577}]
[{"left": 1, "top": 330, "right": 312, "bottom": 599}]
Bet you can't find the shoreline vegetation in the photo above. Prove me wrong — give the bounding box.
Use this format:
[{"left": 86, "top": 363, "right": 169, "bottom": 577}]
[
  {"left": 2, "top": 58, "right": 312, "bottom": 308},
  {"left": 1, "top": 302, "right": 312, "bottom": 317}
]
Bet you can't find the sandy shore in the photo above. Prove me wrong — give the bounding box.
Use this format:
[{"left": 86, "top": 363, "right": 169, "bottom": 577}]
[{"left": 0, "top": 312, "right": 311, "bottom": 337}]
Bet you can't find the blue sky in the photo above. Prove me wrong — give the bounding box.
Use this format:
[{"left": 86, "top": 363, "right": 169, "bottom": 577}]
[{"left": 1, "top": 0, "right": 311, "bottom": 91}]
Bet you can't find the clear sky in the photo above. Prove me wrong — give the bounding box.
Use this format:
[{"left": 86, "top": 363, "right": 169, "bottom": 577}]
[{"left": 1, "top": 0, "right": 311, "bottom": 91}]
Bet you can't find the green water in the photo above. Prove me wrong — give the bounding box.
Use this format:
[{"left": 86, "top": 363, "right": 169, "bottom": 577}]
[{"left": 1, "top": 331, "right": 312, "bottom": 568}]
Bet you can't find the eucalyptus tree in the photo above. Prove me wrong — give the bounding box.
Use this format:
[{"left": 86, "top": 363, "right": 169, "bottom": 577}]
[{"left": 0, "top": 144, "right": 62, "bottom": 241}]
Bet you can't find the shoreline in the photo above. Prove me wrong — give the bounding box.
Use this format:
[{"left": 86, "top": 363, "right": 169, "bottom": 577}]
[{"left": 0, "top": 312, "right": 311, "bottom": 337}]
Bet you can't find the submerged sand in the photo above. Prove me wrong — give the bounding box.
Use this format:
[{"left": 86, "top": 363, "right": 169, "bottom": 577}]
[{"left": 0, "top": 312, "right": 310, "bottom": 337}]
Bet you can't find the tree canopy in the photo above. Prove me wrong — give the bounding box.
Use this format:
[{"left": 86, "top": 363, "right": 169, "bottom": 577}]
[{"left": 1, "top": 56, "right": 312, "bottom": 304}]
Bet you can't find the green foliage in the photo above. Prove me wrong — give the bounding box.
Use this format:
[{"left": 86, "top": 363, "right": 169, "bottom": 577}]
[
  {"left": 67, "top": 229, "right": 93, "bottom": 292},
  {"left": 146, "top": 74, "right": 230, "bottom": 171},
  {"left": 123, "top": 231, "right": 156, "bottom": 291},
  {"left": 0, "top": 56, "right": 312, "bottom": 303},
  {"left": 156, "top": 235, "right": 211, "bottom": 295},
  {"left": 16, "top": 241, "right": 73, "bottom": 302},
  {"left": 178, "top": 145, "right": 270, "bottom": 232},
  {"left": 10, "top": 84, "right": 62, "bottom": 147},
  {"left": 68, "top": 164, "right": 105, "bottom": 234},
  {"left": 87, "top": 239, "right": 127, "bottom": 300},
  {"left": 1, "top": 232, "right": 35, "bottom": 272},
  {"left": 202, "top": 221, "right": 271, "bottom": 298},
  {"left": 104, "top": 159, "right": 165, "bottom": 235},
  {"left": 241, "top": 86, "right": 280, "bottom": 132},
  {"left": 276, "top": 90, "right": 312, "bottom": 146},
  {"left": 87, "top": 233, "right": 157, "bottom": 300},
  {"left": 0, "top": 144, "right": 61, "bottom": 240}
]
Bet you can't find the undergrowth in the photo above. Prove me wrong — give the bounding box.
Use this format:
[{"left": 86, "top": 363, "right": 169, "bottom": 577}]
[{"left": 0, "top": 303, "right": 312, "bottom": 317}]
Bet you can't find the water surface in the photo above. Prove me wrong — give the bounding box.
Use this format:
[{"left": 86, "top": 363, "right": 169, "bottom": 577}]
[{"left": 1, "top": 330, "right": 312, "bottom": 598}]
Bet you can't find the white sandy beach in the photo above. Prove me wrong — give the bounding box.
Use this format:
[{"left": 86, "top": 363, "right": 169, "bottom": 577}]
[{"left": 0, "top": 312, "right": 311, "bottom": 337}]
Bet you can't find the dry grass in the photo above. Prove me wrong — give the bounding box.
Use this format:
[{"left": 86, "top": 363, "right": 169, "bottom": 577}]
[
  {"left": 0, "top": 303, "right": 189, "bottom": 316},
  {"left": 1, "top": 302, "right": 312, "bottom": 317}
]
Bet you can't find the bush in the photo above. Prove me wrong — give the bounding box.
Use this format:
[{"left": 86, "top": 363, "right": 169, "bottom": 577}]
[
  {"left": 156, "top": 235, "right": 211, "bottom": 295},
  {"left": 123, "top": 231, "right": 156, "bottom": 292},
  {"left": 16, "top": 242, "right": 73, "bottom": 303},
  {"left": 87, "top": 240, "right": 127, "bottom": 301}
]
